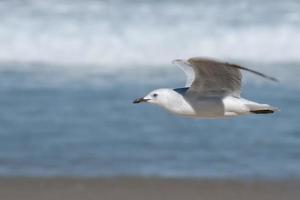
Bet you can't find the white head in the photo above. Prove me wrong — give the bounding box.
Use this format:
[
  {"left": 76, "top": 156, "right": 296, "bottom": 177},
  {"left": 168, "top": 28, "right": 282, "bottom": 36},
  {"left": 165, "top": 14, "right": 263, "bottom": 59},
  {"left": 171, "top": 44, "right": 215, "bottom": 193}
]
[
  {"left": 133, "top": 88, "right": 177, "bottom": 107},
  {"left": 133, "top": 88, "right": 194, "bottom": 116}
]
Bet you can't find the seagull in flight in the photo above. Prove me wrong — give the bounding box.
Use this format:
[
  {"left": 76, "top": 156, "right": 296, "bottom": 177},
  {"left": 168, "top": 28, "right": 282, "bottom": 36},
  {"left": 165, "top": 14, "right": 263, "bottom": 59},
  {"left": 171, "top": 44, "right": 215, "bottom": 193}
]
[{"left": 133, "top": 57, "right": 279, "bottom": 119}]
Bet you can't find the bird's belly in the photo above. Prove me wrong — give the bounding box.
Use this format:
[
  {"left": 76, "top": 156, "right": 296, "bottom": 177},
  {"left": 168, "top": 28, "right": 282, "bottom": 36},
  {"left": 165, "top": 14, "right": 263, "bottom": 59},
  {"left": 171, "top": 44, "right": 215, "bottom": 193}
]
[{"left": 175, "top": 97, "right": 225, "bottom": 118}]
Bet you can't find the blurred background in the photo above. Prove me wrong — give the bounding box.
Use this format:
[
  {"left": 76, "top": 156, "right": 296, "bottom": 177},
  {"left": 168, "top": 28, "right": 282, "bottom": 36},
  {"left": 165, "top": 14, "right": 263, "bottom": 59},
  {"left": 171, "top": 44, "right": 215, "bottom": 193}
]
[{"left": 0, "top": 0, "right": 299, "bottom": 179}]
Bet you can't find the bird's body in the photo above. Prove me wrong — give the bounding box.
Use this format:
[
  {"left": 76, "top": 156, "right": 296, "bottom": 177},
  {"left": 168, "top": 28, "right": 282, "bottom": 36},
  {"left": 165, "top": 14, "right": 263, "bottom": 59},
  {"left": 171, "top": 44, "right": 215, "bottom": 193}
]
[{"left": 134, "top": 57, "right": 278, "bottom": 119}]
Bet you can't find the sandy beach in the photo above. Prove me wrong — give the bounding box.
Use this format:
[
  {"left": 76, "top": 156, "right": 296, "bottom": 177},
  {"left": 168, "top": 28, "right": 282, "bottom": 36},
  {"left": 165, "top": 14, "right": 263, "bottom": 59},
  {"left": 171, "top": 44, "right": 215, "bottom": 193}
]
[{"left": 0, "top": 177, "right": 299, "bottom": 200}]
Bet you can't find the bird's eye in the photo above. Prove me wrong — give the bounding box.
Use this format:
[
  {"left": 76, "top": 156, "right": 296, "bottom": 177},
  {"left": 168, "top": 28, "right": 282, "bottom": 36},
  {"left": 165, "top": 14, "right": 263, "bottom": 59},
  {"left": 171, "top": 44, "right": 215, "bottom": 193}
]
[{"left": 153, "top": 93, "right": 158, "bottom": 97}]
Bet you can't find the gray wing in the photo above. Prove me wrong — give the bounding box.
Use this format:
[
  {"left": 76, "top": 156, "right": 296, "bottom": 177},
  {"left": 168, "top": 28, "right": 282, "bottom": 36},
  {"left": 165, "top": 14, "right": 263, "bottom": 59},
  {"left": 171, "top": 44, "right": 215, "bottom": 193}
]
[{"left": 173, "top": 57, "right": 278, "bottom": 97}]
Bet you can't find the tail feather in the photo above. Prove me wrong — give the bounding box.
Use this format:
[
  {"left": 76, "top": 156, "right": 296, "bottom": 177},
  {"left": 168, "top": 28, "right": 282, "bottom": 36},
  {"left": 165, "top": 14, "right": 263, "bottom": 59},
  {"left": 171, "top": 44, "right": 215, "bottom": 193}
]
[
  {"left": 245, "top": 102, "right": 279, "bottom": 115},
  {"left": 250, "top": 109, "right": 275, "bottom": 114}
]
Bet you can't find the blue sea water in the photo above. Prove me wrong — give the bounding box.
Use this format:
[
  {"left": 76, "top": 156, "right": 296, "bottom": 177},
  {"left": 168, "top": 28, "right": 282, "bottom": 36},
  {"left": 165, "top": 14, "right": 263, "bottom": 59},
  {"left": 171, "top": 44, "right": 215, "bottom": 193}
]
[{"left": 0, "top": 0, "right": 300, "bottom": 179}]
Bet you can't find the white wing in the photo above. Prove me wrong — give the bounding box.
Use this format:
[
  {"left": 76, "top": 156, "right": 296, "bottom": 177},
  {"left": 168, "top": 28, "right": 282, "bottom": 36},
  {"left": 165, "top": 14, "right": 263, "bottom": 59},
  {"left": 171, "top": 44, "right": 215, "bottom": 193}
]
[
  {"left": 172, "top": 57, "right": 278, "bottom": 97},
  {"left": 172, "top": 59, "right": 195, "bottom": 87}
]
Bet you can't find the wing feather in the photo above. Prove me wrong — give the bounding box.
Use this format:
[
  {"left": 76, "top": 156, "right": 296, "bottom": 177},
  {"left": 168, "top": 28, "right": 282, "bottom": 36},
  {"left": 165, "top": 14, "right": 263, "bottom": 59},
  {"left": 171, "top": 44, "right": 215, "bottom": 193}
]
[
  {"left": 172, "top": 59, "right": 195, "bottom": 87},
  {"left": 187, "top": 57, "right": 242, "bottom": 96},
  {"left": 173, "top": 57, "right": 278, "bottom": 97}
]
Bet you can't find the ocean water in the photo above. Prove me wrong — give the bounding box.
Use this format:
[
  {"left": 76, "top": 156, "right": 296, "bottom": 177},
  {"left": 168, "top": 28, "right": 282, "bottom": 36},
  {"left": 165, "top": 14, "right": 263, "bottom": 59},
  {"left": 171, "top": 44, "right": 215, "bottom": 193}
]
[{"left": 0, "top": 0, "right": 300, "bottom": 179}]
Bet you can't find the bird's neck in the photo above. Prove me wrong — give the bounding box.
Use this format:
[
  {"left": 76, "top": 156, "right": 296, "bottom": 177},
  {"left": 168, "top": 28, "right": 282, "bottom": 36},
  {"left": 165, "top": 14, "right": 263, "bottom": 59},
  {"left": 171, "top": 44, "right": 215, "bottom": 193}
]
[{"left": 160, "top": 91, "right": 196, "bottom": 116}]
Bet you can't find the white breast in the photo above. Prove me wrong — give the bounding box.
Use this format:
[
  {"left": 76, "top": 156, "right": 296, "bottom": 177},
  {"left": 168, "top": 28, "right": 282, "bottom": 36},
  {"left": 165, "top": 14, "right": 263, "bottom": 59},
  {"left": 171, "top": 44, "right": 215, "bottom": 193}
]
[{"left": 162, "top": 93, "right": 226, "bottom": 118}]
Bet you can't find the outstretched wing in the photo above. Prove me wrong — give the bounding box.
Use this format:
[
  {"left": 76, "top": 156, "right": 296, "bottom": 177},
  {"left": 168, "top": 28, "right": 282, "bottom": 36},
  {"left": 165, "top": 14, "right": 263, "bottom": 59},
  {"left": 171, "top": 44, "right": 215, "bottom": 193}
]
[
  {"left": 172, "top": 59, "right": 195, "bottom": 87},
  {"left": 173, "top": 57, "right": 278, "bottom": 97}
]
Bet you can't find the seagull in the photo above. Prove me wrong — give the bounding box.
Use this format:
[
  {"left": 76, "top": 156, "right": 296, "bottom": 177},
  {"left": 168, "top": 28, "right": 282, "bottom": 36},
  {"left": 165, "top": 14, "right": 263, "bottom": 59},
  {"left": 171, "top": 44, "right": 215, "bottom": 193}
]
[{"left": 133, "top": 57, "right": 279, "bottom": 119}]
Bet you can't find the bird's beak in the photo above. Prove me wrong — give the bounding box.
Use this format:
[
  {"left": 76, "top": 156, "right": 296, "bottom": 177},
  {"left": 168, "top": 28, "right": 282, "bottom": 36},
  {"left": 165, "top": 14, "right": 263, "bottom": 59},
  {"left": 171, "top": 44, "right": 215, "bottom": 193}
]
[{"left": 133, "top": 97, "right": 149, "bottom": 104}]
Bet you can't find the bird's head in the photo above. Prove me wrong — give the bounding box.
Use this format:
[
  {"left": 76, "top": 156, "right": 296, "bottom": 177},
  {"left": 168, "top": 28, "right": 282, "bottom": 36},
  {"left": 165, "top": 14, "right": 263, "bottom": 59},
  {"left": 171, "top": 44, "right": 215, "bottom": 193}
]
[{"left": 133, "top": 88, "right": 173, "bottom": 106}]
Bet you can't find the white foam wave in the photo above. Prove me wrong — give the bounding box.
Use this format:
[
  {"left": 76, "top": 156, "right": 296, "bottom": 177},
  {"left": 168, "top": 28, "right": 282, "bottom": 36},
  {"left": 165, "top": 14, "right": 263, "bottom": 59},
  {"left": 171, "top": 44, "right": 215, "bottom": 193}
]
[
  {"left": 1, "top": 26, "right": 300, "bottom": 66},
  {"left": 0, "top": 0, "right": 299, "bottom": 70}
]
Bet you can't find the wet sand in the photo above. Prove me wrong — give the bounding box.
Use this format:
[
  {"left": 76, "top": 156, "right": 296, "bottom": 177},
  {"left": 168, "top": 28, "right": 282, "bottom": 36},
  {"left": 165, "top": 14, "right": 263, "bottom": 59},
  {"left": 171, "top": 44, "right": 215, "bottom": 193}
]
[{"left": 0, "top": 177, "right": 299, "bottom": 200}]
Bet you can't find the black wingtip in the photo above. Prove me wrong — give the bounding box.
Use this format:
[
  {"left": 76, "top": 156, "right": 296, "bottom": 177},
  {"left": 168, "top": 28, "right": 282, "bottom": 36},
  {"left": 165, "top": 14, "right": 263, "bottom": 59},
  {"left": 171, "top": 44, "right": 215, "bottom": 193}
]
[
  {"left": 270, "top": 77, "right": 280, "bottom": 82},
  {"left": 226, "top": 63, "right": 279, "bottom": 83},
  {"left": 263, "top": 75, "right": 280, "bottom": 82}
]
